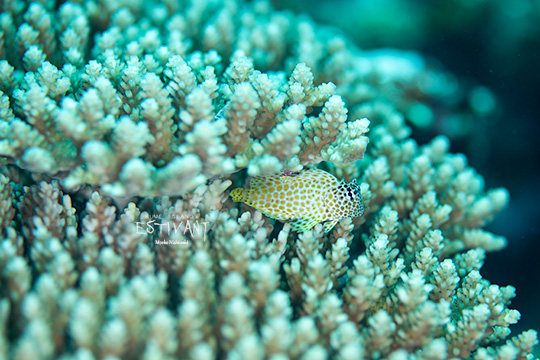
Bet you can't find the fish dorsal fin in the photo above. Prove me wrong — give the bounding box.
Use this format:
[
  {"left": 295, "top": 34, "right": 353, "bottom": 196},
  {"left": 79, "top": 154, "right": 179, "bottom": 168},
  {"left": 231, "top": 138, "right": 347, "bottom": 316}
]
[
  {"left": 289, "top": 218, "right": 319, "bottom": 232},
  {"left": 280, "top": 175, "right": 293, "bottom": 183},
  {"left": 322, "top": 219, "right": 339, "bottom": 233},
  {"left": 279, "top": 170, "right": 301, "bottom": 183}
]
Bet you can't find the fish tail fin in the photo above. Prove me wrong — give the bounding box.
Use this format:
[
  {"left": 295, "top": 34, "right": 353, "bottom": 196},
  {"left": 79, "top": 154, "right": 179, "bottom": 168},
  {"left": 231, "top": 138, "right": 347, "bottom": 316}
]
[{"left": 231, "top": 188, "right": 249, "bottom": 203}]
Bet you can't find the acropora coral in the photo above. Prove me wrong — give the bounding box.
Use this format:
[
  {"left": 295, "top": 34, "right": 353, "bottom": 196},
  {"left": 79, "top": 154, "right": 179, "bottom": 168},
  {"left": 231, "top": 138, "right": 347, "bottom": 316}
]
[{"left": 0, "top": 0, "right": 537, "bottom": 359}]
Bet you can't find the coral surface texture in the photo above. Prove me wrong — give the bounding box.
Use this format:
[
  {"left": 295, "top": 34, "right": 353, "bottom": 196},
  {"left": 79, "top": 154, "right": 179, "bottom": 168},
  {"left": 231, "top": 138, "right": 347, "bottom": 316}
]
[{"left": 0, "top": 0, "right": 537, "bottom": 359}]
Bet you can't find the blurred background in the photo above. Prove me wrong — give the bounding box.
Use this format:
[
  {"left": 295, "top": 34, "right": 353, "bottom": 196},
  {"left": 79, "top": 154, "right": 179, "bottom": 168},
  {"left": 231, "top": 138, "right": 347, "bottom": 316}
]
[{"left": 274, "top": 0, "right": 540, "bottom": 347}]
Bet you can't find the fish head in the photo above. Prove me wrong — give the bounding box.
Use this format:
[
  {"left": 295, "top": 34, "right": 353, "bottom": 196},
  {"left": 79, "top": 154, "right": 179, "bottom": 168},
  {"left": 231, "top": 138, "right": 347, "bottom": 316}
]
[{"left": 328, "top": 179, "right": 364, "bottom": 219}]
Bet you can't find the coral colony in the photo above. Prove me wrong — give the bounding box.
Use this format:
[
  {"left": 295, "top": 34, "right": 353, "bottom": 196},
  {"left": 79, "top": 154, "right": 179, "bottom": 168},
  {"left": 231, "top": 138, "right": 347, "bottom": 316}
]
[{"left": 0, "top": 0, "right": 537, "bottom": 359}]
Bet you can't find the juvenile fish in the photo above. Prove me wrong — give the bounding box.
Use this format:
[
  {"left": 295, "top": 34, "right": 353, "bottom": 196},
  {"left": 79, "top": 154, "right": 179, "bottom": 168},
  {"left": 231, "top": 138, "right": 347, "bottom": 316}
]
[{"left": 231, "top": 169, "right": 363, "bottom": 232}]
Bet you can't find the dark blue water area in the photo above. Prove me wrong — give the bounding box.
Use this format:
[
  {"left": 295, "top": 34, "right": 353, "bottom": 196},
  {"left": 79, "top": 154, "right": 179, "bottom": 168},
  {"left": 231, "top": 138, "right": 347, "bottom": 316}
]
[{"left": 423, "top": 20, "right": 540, "bottom": 339}]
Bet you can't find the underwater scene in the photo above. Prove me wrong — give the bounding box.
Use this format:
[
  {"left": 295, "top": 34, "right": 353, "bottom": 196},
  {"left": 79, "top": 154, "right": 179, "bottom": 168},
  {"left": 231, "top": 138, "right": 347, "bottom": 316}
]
[{"left": 0, "top": 0, "right": 539, "bottom": 358}]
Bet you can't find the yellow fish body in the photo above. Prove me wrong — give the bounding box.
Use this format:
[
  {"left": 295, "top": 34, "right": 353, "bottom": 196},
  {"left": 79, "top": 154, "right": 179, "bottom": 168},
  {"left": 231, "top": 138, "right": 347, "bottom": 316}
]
[{"left": 231, "top": 169, "right": 363, "bottom": 232}]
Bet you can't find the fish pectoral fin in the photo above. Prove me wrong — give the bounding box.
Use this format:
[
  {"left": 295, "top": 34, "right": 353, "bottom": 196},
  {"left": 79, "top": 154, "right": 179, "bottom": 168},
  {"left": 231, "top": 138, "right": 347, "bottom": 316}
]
[
  {"left": 289, "top": 218, "right": 319, "bottom": 232},
  {"left": 322, "top": 219, "right": 340, "bottom": 233},
  {"left": 260, "top": 210, "right": 288, "bottom": 221}
]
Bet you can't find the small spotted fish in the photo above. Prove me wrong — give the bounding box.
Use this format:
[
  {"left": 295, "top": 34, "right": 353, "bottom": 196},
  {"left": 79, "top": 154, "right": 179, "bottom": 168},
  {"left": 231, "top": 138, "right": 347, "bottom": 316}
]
[{"left": 231, "top": 169, "right": 364, "bottom": 232}]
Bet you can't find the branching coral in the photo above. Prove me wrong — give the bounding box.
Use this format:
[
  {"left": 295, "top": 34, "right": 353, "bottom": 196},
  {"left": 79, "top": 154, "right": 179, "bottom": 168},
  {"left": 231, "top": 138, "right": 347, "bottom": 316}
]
[
  {"left": 0, "top": 0, "right": 537, "bottom": 359},
  {"left": 0, "top": 0, "right": 458, "bottom": 196},
  {"left": 0, "top": 136, "right": 537, "bottom": 358}
]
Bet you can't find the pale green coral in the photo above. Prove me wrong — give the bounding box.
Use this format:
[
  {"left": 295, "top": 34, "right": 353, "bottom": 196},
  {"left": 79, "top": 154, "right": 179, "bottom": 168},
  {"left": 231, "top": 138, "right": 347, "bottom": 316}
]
[
  {"left": 1, "top": 164, "right": 535, "bottom": 359},
  {"left": 0, "top": 0, "right": 460, "bottom": 196},
  {"left": 0, "top": 0, "right": 537, "bottom": 359}
]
